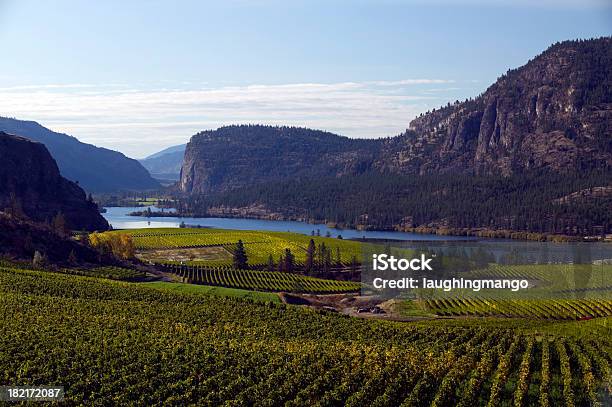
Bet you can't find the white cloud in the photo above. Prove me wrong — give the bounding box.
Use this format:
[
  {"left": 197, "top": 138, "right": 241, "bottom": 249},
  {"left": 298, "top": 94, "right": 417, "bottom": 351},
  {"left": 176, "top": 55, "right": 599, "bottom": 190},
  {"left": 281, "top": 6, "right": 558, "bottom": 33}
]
[{"left": 0, "top": 80, "right": 452, "bottom": 158}]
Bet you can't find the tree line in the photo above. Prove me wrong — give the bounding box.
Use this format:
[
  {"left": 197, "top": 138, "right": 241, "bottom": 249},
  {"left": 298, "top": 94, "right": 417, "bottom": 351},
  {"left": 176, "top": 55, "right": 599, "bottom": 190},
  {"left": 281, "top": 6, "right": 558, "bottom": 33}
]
[{"left": 179, "top": 168, "right": 611, "bottom": 236}]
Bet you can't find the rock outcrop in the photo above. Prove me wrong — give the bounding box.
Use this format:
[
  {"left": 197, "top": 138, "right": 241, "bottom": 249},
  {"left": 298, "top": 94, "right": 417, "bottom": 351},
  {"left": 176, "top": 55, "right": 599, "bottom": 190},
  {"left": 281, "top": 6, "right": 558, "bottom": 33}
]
[
  {"left": 0, "top": 132, "right": 109, "bottom": 231},
  {"left": 376, "top": 37, "right": 611, "bottom": 176}
]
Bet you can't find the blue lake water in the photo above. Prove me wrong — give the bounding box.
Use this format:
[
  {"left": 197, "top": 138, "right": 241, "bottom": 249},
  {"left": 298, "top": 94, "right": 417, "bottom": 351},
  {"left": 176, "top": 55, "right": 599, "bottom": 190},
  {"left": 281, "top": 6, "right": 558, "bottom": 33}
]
[
  {"left": 102, "top": 206, "right": 477, "bottom": 241},
  {"left": 103, "top": 207, "right": 612, "bottom": 262}
]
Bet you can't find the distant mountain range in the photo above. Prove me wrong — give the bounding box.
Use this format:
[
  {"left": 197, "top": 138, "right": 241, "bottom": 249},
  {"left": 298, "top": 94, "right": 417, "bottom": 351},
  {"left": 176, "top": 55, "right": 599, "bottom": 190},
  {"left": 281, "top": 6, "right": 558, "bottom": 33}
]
[
  {"left": 139, "top": 144, "right": 186, "bottom": 181},
  {"left": 179, "top": 38, "right": 611, "bottom": 236},
  {"left": 0, "top": 117, "right": 160, "bottom": 192}
]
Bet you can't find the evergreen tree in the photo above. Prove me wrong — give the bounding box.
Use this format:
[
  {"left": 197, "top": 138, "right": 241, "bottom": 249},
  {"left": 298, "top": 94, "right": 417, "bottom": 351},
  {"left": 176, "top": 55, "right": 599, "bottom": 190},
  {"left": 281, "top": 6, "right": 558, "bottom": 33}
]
[
  {"left": 350, "top": 255, "right": 359, "bottom": 274},
  {"left": 277, "top": 254, "right": 284, "bottom": 272},
  {"left": 232, "top": 239, "right": 248, "bottom": 269},
  {"left": 305, "top": 239, "right": 315, "bottom": 274},
  {"left": 284, "top": 248, "right": 295, "bottom": 273},
  {"left": 317, "top": 243, "right": 327, "bottom": 269},
  {"left": 267, "top": 254, "right": 275, "bottom": 271},
  {"left": 324, "top": 249, "right": 332, "bottom": 273}
]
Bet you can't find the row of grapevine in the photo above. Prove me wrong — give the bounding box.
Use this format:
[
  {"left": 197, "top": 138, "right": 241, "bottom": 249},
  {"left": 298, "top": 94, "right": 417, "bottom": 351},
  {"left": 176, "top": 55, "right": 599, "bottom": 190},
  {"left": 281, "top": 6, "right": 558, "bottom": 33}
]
[
  {"left": 421, "top": 297, "right": 612, "bottom": 319},
  {"left": 513, "top": 336, "right": 534, "bottom": 407},
  {"left": 160, "top": 263, "right": 361, "bottom": 294},
  {"left": 1, "top": 267, "right": 610, "bottom": 405},
  {"left": 469, "top": 263, "right": 612, "bottom": 293}
]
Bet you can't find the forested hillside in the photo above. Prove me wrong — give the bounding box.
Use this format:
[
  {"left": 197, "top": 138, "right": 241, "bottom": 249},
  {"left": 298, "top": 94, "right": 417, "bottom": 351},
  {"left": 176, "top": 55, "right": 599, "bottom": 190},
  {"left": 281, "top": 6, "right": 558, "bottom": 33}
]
[
  {"left": 178, "top": 38, "right": 611, "bottom": 236},
  {"left": 181, "top": 169, "right": 611, "bottom": 237},
  {"left": 181, "top": 125, "right": 379, "bottom": 194}
]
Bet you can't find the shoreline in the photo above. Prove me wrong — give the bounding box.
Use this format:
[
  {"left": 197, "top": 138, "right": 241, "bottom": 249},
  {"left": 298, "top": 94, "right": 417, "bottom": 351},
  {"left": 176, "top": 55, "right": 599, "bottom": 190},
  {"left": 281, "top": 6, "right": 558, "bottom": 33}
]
[{"left": 117, "top": 208, "right": 609, "bottom": 243}]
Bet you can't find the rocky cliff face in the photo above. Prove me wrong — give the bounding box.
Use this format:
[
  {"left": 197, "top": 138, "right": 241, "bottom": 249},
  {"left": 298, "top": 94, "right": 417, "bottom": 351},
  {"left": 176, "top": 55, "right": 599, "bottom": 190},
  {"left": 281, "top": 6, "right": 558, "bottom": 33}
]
[
  {"left": 0, "top": 132, "right": 109, "bottom": 231},
  {"left": 181, "top": 125, "right": 379, "bottom": 194},
  {"left": 181, "top": 38, "right": 611, "bottom": 194},
  {"left": 376, "top": 38, "right": 611, "bottom": 176}
]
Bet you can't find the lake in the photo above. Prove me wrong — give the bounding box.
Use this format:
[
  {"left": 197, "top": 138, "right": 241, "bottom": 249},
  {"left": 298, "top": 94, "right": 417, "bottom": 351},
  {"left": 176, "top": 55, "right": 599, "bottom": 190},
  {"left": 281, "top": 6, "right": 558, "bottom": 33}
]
[
  {"left": 102, "top": 206, "right": 477, "bottom": 241},
  {"left": 103, "top": 207, "right": 612, "bottom": 262}
]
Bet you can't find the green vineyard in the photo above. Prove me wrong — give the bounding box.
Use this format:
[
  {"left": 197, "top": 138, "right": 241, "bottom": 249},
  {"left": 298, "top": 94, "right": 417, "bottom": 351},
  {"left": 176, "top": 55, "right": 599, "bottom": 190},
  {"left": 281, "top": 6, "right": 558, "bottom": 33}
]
[
  {"left": 160, "top": 263, "right": 361, "bottom": 294},
  {"left": 0, "top": 260, "right": 145, "bottom": 282},
  {"left": 417, "top": 297, "right": 612, "bottom": 320},
  {"left": 1, "top": 266, "right": 610, "bottom": 406},
  {"left": 104, "top": 227, "right": 364, "bottom": 267},
  {"left": 469, "top": 264, "right": 612, "bottom": 292},
  {"left": 58, "top": 266, "right": 145, "bottom": 281},
  {"left": 403, "top": 263, "right": 612, "bottom": 320}
]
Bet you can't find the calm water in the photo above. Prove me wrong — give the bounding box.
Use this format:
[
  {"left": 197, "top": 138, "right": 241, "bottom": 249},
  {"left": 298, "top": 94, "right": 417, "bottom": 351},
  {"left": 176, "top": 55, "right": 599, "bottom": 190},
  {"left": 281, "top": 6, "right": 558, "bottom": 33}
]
[
  {"left": 102, "top": 206, "right": 477, "bottom": 241},
  {"left": 103, "top": 207, "right": 612, "bottom": 262}
]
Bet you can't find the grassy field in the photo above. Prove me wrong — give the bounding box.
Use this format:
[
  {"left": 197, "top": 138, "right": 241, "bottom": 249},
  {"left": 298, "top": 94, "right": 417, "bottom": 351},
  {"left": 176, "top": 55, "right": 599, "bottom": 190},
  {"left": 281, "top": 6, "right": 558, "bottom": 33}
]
[
  {"left": 1, "top": 266, "right": 610, "bottom": 406},
  {"left": 101, "top": 227, "right": 364, "bottom": 294}
]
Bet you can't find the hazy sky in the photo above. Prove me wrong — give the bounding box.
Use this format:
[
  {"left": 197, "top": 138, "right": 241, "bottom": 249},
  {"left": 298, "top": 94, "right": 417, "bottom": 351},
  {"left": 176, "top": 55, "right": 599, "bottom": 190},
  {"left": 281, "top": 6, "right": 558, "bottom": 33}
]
[{"left": 0, "top": 0, "right": 610, "bottom": 158}]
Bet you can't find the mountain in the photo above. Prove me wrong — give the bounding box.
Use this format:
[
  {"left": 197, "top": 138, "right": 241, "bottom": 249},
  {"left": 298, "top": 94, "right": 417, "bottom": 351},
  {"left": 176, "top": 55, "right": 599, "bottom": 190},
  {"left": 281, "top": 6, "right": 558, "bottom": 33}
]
[
  {"left": 180, "top": 38, "right": 610, "bottom": 196},
  {"left": 180, "top": 125, "right": 379, "bottom": 194},
  {"left": 0, "top": 117, "right": 160, "bottom": 192},
  {"left": 178, "top": 38, "right": 611, "bottom": 236},
  {"left": 143, "top": 144, "right": 186, "bottom": 160},
  {"left": 139, "top": 144, "right": 186, "bottom": 181},
  {"left": 0, "top": 132, "right": 109, "bottom": 231},
  {"left": 374, "top": 37, "right": 611, "bottom": 176}
]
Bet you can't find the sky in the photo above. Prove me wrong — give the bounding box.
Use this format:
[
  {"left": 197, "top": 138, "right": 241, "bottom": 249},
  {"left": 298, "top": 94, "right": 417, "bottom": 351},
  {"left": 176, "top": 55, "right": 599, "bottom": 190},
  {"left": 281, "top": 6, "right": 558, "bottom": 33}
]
[{"left": 0, "top": 0, "right": 610, "bottom": 158}]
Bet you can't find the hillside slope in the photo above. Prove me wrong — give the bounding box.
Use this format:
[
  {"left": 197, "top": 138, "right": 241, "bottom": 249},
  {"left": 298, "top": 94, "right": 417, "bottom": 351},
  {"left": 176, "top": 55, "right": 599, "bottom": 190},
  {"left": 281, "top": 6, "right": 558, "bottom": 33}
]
[
  {"left": 0, "top": 117, "right": 160, "bottom": 192},
  {"left": 181, "top": 125, "right": 380, "bottom": 194},
  {"left": 0, "top": 132, "right": 109, "bottom": 231},
  {"left": 0, "top": 213, "right": 102, "bottom": 263}
]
